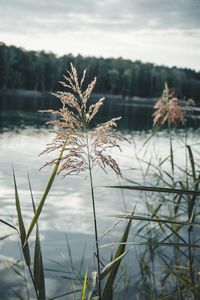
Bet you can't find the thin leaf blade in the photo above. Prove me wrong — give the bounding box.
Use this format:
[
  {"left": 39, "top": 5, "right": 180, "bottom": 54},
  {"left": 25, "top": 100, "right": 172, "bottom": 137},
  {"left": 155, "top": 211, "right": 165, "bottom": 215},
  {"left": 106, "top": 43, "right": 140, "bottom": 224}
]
[
  {"left": 13, "top": 169, "right": 31, "bottom": 266},
  {"left": 102, "top": 218, "right": 132, "bottom": 300},
  {"left": 25, "top": 140, "right": 66, "bottom": 242}
]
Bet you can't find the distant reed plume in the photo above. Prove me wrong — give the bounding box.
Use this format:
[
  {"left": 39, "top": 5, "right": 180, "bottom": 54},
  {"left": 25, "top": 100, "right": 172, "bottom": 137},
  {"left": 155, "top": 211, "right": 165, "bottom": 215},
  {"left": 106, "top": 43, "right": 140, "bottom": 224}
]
[{"left": 153, "top": 82, "right": 185, "bottom": 126}]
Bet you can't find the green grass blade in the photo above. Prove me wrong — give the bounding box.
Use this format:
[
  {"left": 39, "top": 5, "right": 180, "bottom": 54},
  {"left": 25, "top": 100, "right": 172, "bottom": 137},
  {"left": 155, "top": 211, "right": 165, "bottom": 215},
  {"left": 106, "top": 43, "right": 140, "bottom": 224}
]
[
  {"left": 0, "top": 219, "right": 19, "bottom": 233},
  {"left": 6, "top": 258, "right": 24, "bottom": 278},
  {"left": 65, "top": 235, "right": 83, "bottom": 284},
  {"left": 100, "top": 241, "right": 200, "bottom": 249},
  {"left": 28, "top": 174, "right": 46, "bottom": 300},
  {"left": 160, "top": 256, "right": 200, "bottom": 295},
  {"left": 102, "top": 218, "right": 132, "bottom": 300},
  {"left": 0, "top": 234, "right": 12, "bottom": 240},
  {"left": 34, "top": 228, "right": 45, "bottom": 300},
  {"left": 48, "top": 289, "right": 81, "bottom": 300},
  {"left": 187, "top": 145, "right": 196, "bottom": 182},
  {"left": 81, "top": 271, "right": 87, "bottom": 300},
  {"left": 100, "top": 252, "right": 127, "bottom": 280},
  {"left": 169, "top": 131, "right": 174, "bottom": 177},
  {"left": 13, "top": 169, "right": 31, "bottom": 266},
  {"left": 11, "top": 288, "right": 25, "bottom": 300},
  {"left": 111, "top": 214, "right": 200, "bottom": 227},
  {"left": 106, "top": 185, "right": 200, "bottom": 196},
  {"left": 25, "top": 140, "right": 66, "bottom": 243},
  {"left": 66, "top": 235, "right": 74, "bottom": 271}
]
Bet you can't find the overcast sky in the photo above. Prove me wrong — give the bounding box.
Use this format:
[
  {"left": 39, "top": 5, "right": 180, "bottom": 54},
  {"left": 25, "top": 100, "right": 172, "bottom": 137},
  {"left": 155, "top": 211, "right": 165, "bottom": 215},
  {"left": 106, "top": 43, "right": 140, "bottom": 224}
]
[{"left": 0, "top": 0, "right": 199, "bottom": 70}]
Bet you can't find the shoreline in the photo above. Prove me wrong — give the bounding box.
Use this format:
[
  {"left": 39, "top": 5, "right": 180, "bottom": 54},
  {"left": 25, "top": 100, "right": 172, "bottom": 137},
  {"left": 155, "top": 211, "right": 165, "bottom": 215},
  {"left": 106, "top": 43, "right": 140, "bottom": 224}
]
[
  {"left": 0, "top": 89, "right": 49, "bottom": 98},
  {"left": 0, "top": 88, "right": 157, "bottom": 104}
]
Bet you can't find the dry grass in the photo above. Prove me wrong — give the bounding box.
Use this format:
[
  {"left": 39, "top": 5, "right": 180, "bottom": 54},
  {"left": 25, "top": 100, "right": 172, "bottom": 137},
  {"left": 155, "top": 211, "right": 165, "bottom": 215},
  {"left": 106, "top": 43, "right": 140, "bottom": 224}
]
[{"left": 40, "top": 63, "right": 123, "bottom": 177}]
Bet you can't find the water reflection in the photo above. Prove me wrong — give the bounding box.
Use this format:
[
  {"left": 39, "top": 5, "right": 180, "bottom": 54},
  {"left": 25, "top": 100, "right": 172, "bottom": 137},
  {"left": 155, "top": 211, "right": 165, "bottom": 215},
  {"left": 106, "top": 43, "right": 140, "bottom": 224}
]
[
  {"left": 0, "top": 95, "right": 200, "bottom": 298},
  {"left": 0, "top": 127, "right": 141, "bottom": 298},
  {"left": 0, "top": 94, "right": 156, "bottom": 131}
]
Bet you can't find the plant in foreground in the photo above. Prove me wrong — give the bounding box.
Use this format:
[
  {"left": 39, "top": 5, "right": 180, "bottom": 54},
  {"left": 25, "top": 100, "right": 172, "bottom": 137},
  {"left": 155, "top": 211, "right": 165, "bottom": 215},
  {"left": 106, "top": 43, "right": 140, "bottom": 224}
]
[
  {"left": 153, "top": 83, "right": 199, "bottom": 290},
  {"left": 105, "top": 84, "right": 199, "bottom": 298},
  {"left": 40, "top": 63, "right": 124, "bottom": 298},
  {"left": 0, "top": 171, "right": 46, "bottom": 300}
]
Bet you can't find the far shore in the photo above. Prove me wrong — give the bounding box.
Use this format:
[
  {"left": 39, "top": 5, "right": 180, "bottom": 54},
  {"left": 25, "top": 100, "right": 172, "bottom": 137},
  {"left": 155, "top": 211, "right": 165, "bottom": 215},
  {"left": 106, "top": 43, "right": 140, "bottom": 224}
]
[
  {"left": 0, "top": 88, "right": 157, "bottom": 104},
  {"left": 0, "top": 88, "right": 48, "bottom": 98}
]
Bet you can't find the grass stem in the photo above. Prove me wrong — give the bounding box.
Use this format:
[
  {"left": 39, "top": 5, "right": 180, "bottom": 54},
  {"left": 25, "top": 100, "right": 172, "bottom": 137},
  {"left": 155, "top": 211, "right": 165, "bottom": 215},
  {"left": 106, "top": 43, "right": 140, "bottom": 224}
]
[{"left": 86, "top": 131, "right": 101, "bottom": 299}]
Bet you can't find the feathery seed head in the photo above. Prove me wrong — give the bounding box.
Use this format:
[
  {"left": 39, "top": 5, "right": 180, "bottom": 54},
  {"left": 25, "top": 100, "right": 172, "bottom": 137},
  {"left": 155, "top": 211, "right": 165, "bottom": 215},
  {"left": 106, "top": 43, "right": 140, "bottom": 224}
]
[
  {"left": 41, "top": 63, "right": 123, "bottom": 176},
  {"left": 153, "top": 82, "right": 185, "bottom": 126}
]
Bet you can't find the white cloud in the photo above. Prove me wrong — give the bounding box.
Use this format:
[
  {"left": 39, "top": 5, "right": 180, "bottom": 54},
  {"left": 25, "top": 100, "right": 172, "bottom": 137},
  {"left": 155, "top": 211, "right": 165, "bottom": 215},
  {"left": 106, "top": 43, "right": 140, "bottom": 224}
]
[{"left": 0, "top": 0, "right": 199, "bottom": 70}]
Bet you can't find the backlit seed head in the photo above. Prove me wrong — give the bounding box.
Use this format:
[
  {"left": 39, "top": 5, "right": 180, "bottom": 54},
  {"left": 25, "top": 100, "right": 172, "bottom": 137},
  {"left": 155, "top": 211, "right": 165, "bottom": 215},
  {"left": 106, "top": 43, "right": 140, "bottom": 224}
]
[
  {"left": 153, "top": 83, "right": 185, "bottom": 126},
  {"left": 40, "top": 63, "right": 123, "bottom": 176}
]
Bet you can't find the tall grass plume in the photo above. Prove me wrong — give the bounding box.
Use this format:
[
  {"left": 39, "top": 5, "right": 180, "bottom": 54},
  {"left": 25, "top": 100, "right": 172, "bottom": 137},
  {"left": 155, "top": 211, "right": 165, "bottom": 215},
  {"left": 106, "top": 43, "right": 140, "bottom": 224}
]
[{"left": 40, "top": 63, "right": 124, "bottom": 298}]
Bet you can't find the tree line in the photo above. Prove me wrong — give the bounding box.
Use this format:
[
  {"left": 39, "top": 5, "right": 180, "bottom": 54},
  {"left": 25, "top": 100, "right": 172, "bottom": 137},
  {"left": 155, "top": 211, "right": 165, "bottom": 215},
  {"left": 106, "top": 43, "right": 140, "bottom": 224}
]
[{"left": 0, "top": 42, "right": 200, "bottom": 100}]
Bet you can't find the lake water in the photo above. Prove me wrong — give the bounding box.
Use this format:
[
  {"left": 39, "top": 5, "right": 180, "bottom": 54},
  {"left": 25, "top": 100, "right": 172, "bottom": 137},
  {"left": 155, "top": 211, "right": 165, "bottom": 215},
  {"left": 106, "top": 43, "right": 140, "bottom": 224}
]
[{"left": 0, "top": 95, "right": 200, "bottom": 299}]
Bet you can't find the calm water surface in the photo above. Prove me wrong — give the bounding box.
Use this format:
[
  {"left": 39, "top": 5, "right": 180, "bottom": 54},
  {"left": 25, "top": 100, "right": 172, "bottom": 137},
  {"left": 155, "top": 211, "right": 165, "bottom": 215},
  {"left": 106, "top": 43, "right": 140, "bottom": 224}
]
[{"left": 0, "top": 95, "right": 199, "bottom": 299}]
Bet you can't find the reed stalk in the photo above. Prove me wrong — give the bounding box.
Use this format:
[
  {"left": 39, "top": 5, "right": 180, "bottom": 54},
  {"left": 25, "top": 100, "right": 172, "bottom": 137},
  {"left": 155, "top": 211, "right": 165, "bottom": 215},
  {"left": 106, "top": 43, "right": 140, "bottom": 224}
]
[
  {"left": 86, "top": 130, "right": 101, "bottom": 298},
  {"left": 37, "top": 63, "right": 123, "bottom": 298}
]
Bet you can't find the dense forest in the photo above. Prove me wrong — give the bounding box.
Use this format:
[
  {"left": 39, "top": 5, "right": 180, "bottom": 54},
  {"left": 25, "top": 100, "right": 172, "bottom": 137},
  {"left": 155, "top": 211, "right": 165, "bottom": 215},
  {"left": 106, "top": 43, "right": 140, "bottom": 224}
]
[{"left": 0, "top": 42, "right": 200, "bottom": 99}]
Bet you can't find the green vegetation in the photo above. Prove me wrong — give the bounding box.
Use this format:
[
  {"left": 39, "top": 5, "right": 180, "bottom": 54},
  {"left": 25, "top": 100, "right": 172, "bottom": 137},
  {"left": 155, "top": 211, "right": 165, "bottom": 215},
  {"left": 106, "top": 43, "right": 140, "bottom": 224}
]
[
  {"left": 1, "top": 65, "right": 200, "bottom": 299},
  {"left": 0, "top": 42, "right": 200, "bottom": 99}
]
